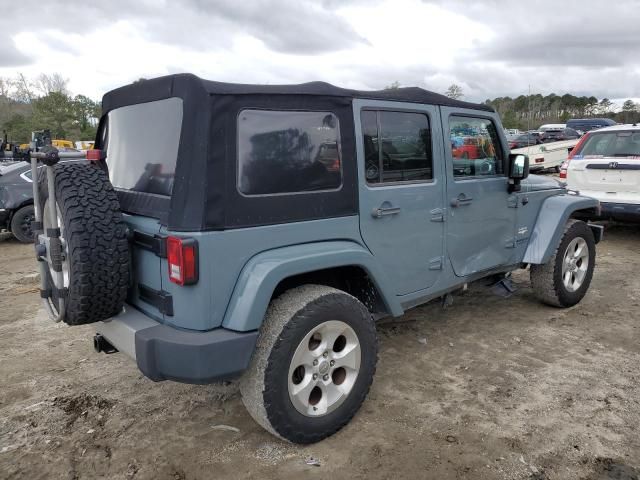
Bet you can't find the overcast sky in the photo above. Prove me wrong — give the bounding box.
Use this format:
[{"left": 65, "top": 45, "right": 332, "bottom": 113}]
[{"left": 2, "top": 0, "right": 639, "bottom": 106}]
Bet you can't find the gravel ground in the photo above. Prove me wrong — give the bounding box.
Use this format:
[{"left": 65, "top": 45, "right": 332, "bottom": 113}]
[{"left": 0, "top": 224, "right": 639, "bottom": 480}]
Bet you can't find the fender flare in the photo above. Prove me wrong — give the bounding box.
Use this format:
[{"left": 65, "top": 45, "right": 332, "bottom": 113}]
[
  {"left": 523, "top": 194, "right": 599, "bottom": 264},
  {"left": 221, "top": 241, "right": 403, "bottom": 332}
]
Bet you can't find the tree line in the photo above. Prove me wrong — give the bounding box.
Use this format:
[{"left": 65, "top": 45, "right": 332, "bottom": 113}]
[
  {"left": 485, "top": 94, "right": 640, "bottom": 130},
  {"left": 0, "top": 73, "right": 100, "bottom": 144},
  {"left": 442, "top": 84, "right": 640, "bottom": 130}
]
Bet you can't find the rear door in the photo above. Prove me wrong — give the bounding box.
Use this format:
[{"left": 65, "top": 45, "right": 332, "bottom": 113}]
[
  {"left": 441, "top": 109, "right": 516, "bottom": 277},
  {"left": 355, "top": 99, "right": 445, "bottom": 295},
  {"left": 568, "top": 129, "right": 640, "bottom": 203}
]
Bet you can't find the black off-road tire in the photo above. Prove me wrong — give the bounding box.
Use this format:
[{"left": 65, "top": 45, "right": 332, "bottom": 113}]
[
  {"left": 530, "top": 219, "right": 596, "bottom": 308},
  {"left": 240, "top": 285, "right": 378, "bottom": 444},
  {"left": 10, "top": 205, "right": 35, "bottom": 243},
  {"left": 38, "top": 163, "right": 129, "bottom": 325}
]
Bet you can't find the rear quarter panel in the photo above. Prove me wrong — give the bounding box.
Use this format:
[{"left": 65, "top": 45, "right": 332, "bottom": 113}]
[{"left": 161, "top": 216, "right": 372, "bottom": 331}]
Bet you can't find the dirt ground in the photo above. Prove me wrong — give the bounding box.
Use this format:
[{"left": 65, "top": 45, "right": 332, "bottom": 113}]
[{"left": 0, "top": 225, "right": 639, "bottom": 480}]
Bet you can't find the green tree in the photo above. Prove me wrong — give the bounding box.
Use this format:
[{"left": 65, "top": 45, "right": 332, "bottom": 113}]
[
  {"left": 445, "top": 84, "right": 464, "bottom": 100},
  {"left": 31, "top": 91, "right": 75, "bottom": 139},
  {"left": 72, "top": 95, "right": 100, "bottom": 139},
  {"left": 384, "top": 81, "right": 400, "bottom": 90},
  {"left": 621, "top": 100, "right": 639, "bottom": 123}
]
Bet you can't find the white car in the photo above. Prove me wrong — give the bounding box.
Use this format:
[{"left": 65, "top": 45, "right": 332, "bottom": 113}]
[{"left": 562, "top": 124, "right": 640, "bottom": 222}]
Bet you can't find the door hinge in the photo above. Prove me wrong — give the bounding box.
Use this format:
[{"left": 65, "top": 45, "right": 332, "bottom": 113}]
[
  {"left": 428, "top": 256, "right": 443, "bottom": 270},
  {"left": 138, "top": 284, "right": 174, "bottom": 316},
  {"left": 132, "top": 230, "right": 167, "bottom": 258},
  {"left": 430, "top": 208, "right": 445, "bottom": 222}
]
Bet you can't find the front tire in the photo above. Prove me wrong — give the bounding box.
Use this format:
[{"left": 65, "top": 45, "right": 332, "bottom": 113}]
[
  {"left": 240, "top": 285, "right": 378, "bottom": 444},
  {"left": 530, "top": 219, "right": 596, "bottom": 307}
]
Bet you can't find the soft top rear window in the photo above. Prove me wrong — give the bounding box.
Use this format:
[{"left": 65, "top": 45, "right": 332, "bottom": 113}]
[{"left": 106, "top": 97, "right": 183, "bottom": 196}]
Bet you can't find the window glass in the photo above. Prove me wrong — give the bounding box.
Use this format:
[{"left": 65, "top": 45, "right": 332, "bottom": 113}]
[
  {"left": 238, "top": 110, "right": 342, "bottom": 195},
  {"left": 450, "top": 116, "right": 504, "bottom": 177},
  {"left": 362, "top": 110, "right": 433, "bottom": 184},
  {"left": 106, "top": 97, "right": 183, "bottom": 196},
  {"left": 578, "top": 131, "right": 640, "bottom": 158}
]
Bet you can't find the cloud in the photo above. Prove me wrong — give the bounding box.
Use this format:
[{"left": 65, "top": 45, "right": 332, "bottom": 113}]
[
  {"left": 2, "top": 0, "right": 640, "bottom": 102},
  {"left": 9, "top": 0, "right": 368, "bottom": 55},
  {"left": 0, "top": 32, "right": 32, "bottom": 67}
]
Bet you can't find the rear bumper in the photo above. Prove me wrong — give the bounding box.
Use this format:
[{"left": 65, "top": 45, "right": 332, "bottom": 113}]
[
  {"left": 599, "top": 201, "right": 640, "bottom": 222},
  {"left": 97, "top": 305, "right": 258, "bottom": 384}
]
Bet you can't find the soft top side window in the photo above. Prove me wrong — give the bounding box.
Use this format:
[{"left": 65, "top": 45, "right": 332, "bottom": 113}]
[
  {"left": 449, "top": 116, "right": 504, "bottom": 178},
  {"left": 361, "top": 110, "right": 433, "bottom": 185},
  {"left": 237, "top": 110, "right": 342, "bottom": 196}
]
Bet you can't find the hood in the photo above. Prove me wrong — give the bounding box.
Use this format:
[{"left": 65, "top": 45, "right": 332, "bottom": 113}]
[{"left": 522, "top": 174, "right": 564, "bottom": 193}]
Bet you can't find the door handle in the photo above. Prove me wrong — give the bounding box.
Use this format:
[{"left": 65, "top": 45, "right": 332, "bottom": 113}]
[
  {"left": 372, "top": 205, "right": 401, "bottom": 218},
  {"left": 450, "top": 194, "right": 473, "bottom": 207}
]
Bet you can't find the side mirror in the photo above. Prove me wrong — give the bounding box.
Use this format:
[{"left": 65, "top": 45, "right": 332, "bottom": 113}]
[{"left": 508, "top": 153, "right": 529, "bottom": 193}]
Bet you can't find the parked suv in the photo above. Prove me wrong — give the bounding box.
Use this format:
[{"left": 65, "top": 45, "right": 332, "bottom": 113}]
[
  {"left": 563, "top": 124, "right": 640, "bottom": 222},
  {"left": 540, "top": 128, "right": 581, "bottom": 143},
  {"left": 32, "top": 74, "right": 602, "bottom": 444},
  {"left": 566, "top": 118, "right": 617, "bottom": 134}
]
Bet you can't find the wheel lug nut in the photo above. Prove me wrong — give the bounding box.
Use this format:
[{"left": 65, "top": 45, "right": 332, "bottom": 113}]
[
  {"left": 330, "top": 360, "right": 335, "bottom": 366},
  {"left": 313, "top": 359, "right": 318, "bottom": 366},
  {"left": 313, "top": 374, "right": 318, "bottom": 380},
  {"left": 323, "top": 352, "right": 328, "bottom": 358},
  {"left": 323, "top": 374, "right": 329, "bottom": 381}
]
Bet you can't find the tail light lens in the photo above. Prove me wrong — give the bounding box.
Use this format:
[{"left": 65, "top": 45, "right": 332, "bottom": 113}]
[
  {"left": 559, "top": 163, "right": 568, "bottom": 179},
  {"left": 561, "top": 132, "right": 591, "bottom": 180},
  {"left": 167, "top": 236, "right": 198, "bottom": 285},
  {"left": 86, "top": 149, "right": 105, "bottom": 161}
]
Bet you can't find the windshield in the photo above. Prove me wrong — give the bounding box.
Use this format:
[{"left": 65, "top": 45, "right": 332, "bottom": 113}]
[
  {"left": 576, "top": 131, "right": 640, "bottom": 159},
  {"left": 106, "top": 97, "right": 183, "bottom": 196}
]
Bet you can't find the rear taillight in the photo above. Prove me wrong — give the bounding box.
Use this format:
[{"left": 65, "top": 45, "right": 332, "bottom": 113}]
[
  {"left": 559, "top": 167, "right": 567, "bottom": 179},
  {"left": 167, "top": 236, "right": 198, "bottom": 285},
  {"left": 86, "top": 149, "right": 105, "bottom": 161}
]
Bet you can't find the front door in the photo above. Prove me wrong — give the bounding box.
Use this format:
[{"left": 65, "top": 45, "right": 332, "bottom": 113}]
[
  {"left": 355, "top": 100, "right": 445, "bottom": 295},
  {"left": 442, "top": 108, "right": 516, "bottom": 277}
]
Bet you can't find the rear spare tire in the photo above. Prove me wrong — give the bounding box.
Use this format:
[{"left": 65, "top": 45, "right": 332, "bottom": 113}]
[{"left": 38, "top": 163, "right": 129, "bottom": 325}]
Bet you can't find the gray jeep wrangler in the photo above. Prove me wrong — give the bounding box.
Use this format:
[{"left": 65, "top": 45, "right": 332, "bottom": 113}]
[{"left": 29, "top": 74, "right": 602, "bottom": 444}]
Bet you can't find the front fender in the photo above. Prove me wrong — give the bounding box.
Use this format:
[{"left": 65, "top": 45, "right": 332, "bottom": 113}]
[
  {"left": 222, "top": 241, "right": 402, "bottom": 332},
  {"left": 523, "top": 194, "right": 599, "bottom": 264}
]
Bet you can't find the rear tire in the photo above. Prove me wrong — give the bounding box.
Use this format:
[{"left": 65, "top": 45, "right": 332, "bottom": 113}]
[
  {"left": 240, "top": 285, "right": 377, "bottom": 444},
  {"left": 10, "top": 205, "right": 35, "bottom": 243},
  {"left": 530, "top": 219, "right": 596, "bottom": 307},
  {"left": 38, "top": 163, "right": 130, "bottom": 325}
]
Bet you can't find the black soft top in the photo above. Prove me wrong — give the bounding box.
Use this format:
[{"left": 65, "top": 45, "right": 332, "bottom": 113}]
[
  {"left": 102, "top": 73, "right": 493, "bottom": 113},
  {"left": 100, "top": 74, "right": 494, "bottom": 231}
]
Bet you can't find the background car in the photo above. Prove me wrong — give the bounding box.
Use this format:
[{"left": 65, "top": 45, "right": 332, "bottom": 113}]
[
  {"left": 509, "top": 133, "right": 543, "bottom": 149},
  {"left": 0, "top": 162, "right": 35, "bottom": 242},
  {"left": 540, "top": 128, "right": 581, "bottom": 143},
  {"left": 566, "top": 118, "right": 617, "bottom": 134},
  {"left": 0, "top": 157, "right": 83, "bottom": 242},
  {"left": 563, "top": 124, "right": 640, "bottom": 222}
]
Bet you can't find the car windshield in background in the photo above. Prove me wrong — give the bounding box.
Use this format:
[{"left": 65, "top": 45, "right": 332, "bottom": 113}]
[
  {"left": 106, "top": 97, "right": 183, "bottom": 197},
  {"left": 576, "top": 131, "right": 640, "bottom": 158}
]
